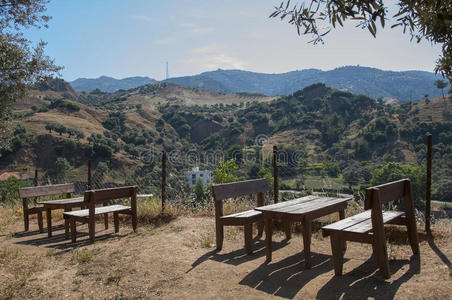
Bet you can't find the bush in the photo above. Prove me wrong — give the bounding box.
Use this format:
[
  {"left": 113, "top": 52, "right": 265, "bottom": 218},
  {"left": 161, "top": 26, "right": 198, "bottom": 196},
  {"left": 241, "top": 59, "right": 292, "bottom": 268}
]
[
  {"left": 93, "top": 143, "right": 113, "bottom": 158},
  {"left": 0, "top": 177, "right": 32, "bottom": 203},
  {"left": 370, "top": 162, "right": 426, "bottom": 209}
]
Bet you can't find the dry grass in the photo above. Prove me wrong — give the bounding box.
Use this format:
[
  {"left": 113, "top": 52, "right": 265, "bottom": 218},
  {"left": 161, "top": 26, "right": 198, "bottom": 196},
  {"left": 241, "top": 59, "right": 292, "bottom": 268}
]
[
  {"left": 0, "top": 247, "right": 44, "bottom": 299},
  {"left": 0, "top": 200, "right": 451, "bottom": 299}
]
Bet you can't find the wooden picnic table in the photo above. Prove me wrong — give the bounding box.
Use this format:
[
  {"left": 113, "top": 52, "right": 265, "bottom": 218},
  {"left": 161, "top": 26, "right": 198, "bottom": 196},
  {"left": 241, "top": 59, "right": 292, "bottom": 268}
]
[
  {"left": 255, "top": 195, "right": 352, "bottom": 268},
  {"left": 37, "top": 197, "right": 85, "bottom": 238}
]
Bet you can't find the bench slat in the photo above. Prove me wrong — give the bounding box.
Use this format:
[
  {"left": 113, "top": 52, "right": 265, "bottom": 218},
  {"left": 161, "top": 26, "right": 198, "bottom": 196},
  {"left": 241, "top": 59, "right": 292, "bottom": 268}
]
[
  {"left": 345, "top": 211, "right": 405, "bottom": 233},
  {"left": 19, "top": 183, "right": 75, "bottom": 198},
  {"left": 221, "top": 209, "right": 262, "bottom": 219},
  {"left": 36, "top": 197, "right": 84, "bottom": 205},
  {"left": 64, "top": 205, "right": 130, "bottom": 218},
  {"left": 323, "top": 210, "right": 405, "bottom": 234},
  {"left": 212, "top": 179, "right": 268, "bottom": 201}
]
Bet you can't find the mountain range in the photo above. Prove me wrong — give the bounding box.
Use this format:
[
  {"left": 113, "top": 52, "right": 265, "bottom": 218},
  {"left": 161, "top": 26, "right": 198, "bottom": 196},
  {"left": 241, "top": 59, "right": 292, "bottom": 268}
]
[
  {"left": 70, "top": 76, "right": 156, "bottom": 93},
  {"left": 70, "top": 66, "right": 447, "bottom": 102}
]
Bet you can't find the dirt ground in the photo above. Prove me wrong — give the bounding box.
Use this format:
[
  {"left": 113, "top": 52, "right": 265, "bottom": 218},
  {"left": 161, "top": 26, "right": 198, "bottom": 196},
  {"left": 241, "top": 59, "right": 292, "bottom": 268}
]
[{"left": 0, "top": 212, "right": 451, "bottom": 300}]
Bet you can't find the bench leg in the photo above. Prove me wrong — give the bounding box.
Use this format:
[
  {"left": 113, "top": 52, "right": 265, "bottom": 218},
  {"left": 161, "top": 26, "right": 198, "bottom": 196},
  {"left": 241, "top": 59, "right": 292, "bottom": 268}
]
[
  {"left": 244, "top": 223, "right": 253, "bottom": 255},
  {"left": 265, "top": 216, "right": 273, "bottom": 262},
  {"left": 373, "top": 239, "right": 390, "bottom": 279},
  {"left": 89, "top": 218, "right": 96, "bottom": 243},
  {"left": 114, "top": 212, "right": 119, "bottom": 233},
  {"left": 405, "top": 217, "right": 420, "bottom": 255},
  {"left": 215, "top": 221, "right": 224, "bottom": 251},
  {"left": 131, "top": 210, "right": 137, "bottom": 232},
  {"left": 302, "top": 219, "right": 312, "bottom": 268},
  {"left": 257, "top": 220, "right": 264, "bottom": 236},
  {"left": 23, "top": 199, "right": 29, "bottom": 231},
  {"left": 37, "top": 211, "right": 44, "bottom": 233},
  {"left": 331, "top": 232, "right": 344, "bottom": 276},
  {"left": 70, "top": 219, "right": 77, "bottom": 243},
  {"left": 46, "top": 208, "right": 52, "bottom": 237},
  {"left": 104, "top": 212, "right": 108, "bottom": 230},
  {"left": 64, "top": 207, "right": 71, "bottom": 239},
  {"left": 339, "top": 210, "right": 347, "bottom": 252},
  {"left": 284, "top": 220, "right": 291, "bottom": 239}
]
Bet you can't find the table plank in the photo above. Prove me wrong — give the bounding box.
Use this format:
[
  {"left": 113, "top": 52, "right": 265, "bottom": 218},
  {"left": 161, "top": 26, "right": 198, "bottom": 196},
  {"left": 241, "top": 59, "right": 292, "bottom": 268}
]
[
  {"left": 257, "top": 196, "right": 351, "bottom": 216},
  {"left": 255, "top": 195, "right": 321, "bottom": 212},
  {"left": 257, "top": 195, "right": 353, "bottom": 268}
]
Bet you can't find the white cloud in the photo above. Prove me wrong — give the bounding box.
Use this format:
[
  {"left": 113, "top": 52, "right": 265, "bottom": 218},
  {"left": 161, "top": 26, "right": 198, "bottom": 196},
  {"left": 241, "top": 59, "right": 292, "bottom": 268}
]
[
  {"left": 181, "top": 23, "right": 215, "bottom": 35},
  {"left": 188, "top": 53, "right": 247, "bottom": 70},
  {"left": 128, "top": 15, "right": 153, "bottom": 24},
  {"left": 192, "top": 44, "right": 224, "bottom": 54},
  {"left": 154, "top": 37, "right": 177, "bottom": 45}
]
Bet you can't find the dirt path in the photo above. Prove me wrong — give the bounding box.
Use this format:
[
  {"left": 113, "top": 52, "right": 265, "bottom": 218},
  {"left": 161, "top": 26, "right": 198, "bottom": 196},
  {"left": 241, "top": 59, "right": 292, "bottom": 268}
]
[{"left": 0, "top": 215, "right": 451, "bottom": 299}]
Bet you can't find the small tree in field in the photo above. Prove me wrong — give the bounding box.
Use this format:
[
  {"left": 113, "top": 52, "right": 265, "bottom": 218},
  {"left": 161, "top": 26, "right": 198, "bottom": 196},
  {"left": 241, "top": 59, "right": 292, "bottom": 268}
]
[
  {"left": 434, "top": 79, "right": 448, "bottom": 108},
  {"left": 213, "top": 159, "right": 238, "bottom": 184}
]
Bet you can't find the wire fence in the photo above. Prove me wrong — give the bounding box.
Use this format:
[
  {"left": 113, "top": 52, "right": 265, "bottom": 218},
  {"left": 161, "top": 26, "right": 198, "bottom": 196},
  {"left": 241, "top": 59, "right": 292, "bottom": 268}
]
[{"left": 1, "top": 134, "right": 443, "bottom": 228}]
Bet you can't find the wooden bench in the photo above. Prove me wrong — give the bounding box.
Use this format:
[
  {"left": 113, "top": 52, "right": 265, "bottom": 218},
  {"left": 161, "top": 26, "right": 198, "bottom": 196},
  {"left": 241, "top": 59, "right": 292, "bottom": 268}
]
[
  {"left": 212, "top": 178, "right": 268, "bottom": 254},
  {"left": 63, "top": 186, "right": 138, "bottom": 243},
  {"left": 19, "top": 183, "right": 76, "bottom": 233},
  {"left": 322, "top": 179, "right": 419, "bottom": 279}
]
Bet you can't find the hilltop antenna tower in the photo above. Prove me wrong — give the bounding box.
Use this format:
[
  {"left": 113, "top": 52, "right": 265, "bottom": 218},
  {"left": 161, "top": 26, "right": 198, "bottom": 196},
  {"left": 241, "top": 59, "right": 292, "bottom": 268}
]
[{"left": 166, "top": 62, "right": 169, "bottom": 80}]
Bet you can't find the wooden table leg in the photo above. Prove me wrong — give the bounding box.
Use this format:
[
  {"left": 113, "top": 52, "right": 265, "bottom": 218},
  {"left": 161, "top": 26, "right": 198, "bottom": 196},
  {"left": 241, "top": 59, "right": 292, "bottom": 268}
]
[
  {"left": 265, "top": 215, "right": 273, "bottom": 262},
  {"left": 46, "top": 208, "right": 52, "bottom": 237},
  {"left": 64, "top": 207, "right": 71, "bottom": 239},
  {"left": 284, "top": 220, "right": 291, "bottom": 239},
  {"left": 339, "top": 209, "right": 346, "bottom": 251},
  {"left": 302, "top": 218, "right": 312, "bottom": 268}
]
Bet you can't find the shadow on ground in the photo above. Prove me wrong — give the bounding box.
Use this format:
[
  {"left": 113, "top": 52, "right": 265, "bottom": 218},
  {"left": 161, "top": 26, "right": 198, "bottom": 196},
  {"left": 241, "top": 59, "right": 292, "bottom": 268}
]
[
  {"left": 239, "top": 252, "right": 336, "bottom": 299},
  {"left": 13, "top": 224, "right": 131, "bottom": 251},
  {"left": 188, "top": 237, "right": 289, "bottom": 272},
  {"left": 316, "top": 255, "right": 420, "bottom": 300}
]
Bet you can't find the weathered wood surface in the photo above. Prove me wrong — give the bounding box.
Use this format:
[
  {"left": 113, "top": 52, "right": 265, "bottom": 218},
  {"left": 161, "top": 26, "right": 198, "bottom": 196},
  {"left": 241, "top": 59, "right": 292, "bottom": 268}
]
[
  {"left": 256, "top": 196, "right": 352, "bottom": 217},
  {"left": 322, "top": 179, "right": 419, "bottom": 279},
  {"left": 212, "top": 179, "right": 268, "bottom": 201},
  {"left": 19, "top": 183, "right": 75, "bottom": 198},
  {"left": 37, "top": 197, "right": 84, "bottom": 206},
  {"left": 64, "top": 204, "right": 131, "bottom": 218},
  {"left": 212, "top": 179, "right": 267, "bottom": 255},
  {"left": 64, "top": 186, "right": 137, "bottom": 243},
  {"left": 257, "top": 195, "right": 351, "bottom": 267},
  {"left": 85, "top": 186, "right": 136, "bottom": 203},
  {"left": 322, "top": 210, "right": 404, "bottom": 233},
  {"left": 19, "top": 183, "right": 76, "bottom": 234}
]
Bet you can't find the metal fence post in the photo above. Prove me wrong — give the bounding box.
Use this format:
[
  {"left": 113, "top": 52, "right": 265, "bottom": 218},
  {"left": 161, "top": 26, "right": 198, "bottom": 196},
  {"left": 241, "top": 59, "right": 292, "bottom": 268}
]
[
  {"left": 161, "top": 151, "right": 167, "bottom": 213},
  {"left": 34, "top": 169, "right": 38, "bottom": 186},
  {"left": 273, "top": 145, "right": 278, "bottom": 204},
  {"left": 87, "top": 159, "right": 92, "bottom": 190},
  {"left": 426, "top": 134, "right": 432, "bottom": 234}
]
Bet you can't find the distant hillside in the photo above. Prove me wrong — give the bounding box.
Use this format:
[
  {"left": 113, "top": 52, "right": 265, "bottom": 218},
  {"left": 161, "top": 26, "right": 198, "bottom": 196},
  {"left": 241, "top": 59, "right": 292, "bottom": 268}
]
[
  {"left": 165, "top": 66, "right": 446, "bottom": 101},
  {"left": 70, "top": 76, "right": 156, "bottom": 92}
]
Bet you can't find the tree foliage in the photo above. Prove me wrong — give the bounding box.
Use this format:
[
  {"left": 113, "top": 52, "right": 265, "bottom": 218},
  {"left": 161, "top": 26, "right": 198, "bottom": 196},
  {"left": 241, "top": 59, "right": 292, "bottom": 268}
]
[
  {"left": 213, "top": 158, "right": 238, "bottom": 184},
  {"left": 370, "top": 162, "right": 426, "bottom": 209},
  {"left": 0, "top": 0, "right": 60, "bottom": 149},
  {"left": 271, "top": 0, "right": 452, "bottom": 82}
]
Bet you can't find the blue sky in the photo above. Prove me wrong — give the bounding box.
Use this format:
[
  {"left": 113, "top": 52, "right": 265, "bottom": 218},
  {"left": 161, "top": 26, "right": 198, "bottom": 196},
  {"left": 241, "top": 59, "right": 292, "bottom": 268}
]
[{"left": 25, "top": 0, "right": 442, "bottom": 81}]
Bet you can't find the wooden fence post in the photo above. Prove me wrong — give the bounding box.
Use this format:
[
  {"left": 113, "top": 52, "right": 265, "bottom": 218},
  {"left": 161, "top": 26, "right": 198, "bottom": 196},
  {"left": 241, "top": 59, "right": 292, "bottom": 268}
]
[
  {"left": 426, "top": 134, "right": 432, "bottom": 234},
  {"left": 34, "top": 169, "right": 38, "bottom": 186},
  {"left": 161, "top": 151, "right": 167, "bottom": 213},
  {"left": 87, "top": 159, "right": 92, "bottom": 190},
  {"left": 273, "top": 145, "right": 278, "bottom": 204}
]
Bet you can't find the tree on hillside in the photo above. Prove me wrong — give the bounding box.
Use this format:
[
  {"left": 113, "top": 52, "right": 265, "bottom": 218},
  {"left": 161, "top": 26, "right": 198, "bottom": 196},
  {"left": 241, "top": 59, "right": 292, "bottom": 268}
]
[
  {"left": 270, "top": 1, "right": 452, "bottom": 83},
  {"left": 0, "top": 0, "right": 60, "bottom": 151},
  {"left": 434, "top": 79, "right": 448, "bottom": 108}
]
